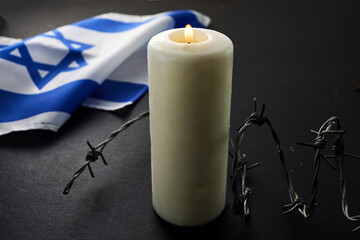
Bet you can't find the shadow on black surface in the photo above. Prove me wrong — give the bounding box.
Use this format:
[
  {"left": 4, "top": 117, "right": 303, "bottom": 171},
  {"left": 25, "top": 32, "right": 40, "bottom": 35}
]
[
  {"left": 0, "top": 16, "right": 6, "bottom": 30},
  {"left": 0, "top": 129, "right": 58, "bottom": 146},
  {"left": 152, "top": 205, "right": 254, "bottom": 240}
]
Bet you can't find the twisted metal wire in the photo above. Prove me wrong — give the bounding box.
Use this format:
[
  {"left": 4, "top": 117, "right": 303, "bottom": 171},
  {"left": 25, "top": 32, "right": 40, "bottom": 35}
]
[
  {"left": 230, "top": 100, "right": 360, "bottom": 232},
  {"left": 63, "top": 111, "right": 149, "bottom": 194},
  {"left": 288, "top": 116, "right": 360, "bottom": 231},
  {"left": 230, "top": 98, "right": 300, "bottom": 217},
  {"left": 283, "top": 121, "right": 335, "bottom": 218}
]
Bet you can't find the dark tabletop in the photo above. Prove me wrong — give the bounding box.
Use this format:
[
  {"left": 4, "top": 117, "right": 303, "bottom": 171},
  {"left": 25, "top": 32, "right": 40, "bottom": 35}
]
[{"left": 1, "top": 0, "right": 360, "bottom": 239}]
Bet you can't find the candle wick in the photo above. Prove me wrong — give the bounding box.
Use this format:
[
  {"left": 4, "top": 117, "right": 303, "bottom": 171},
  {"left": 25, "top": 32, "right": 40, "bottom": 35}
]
[{"left": 188, "top": 42, "right": 190, "bottom": 44}]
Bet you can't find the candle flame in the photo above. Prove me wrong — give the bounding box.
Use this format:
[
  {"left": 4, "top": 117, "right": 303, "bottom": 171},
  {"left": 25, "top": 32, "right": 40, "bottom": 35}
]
[{"left": 185, "top": 24, "right": 193, "bottom": 43}]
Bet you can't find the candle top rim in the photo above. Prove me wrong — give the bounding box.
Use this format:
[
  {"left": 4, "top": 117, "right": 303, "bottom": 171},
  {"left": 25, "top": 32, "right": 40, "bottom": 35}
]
[{"left": 148, "top": 28, "right": 233, "bottom": 56}]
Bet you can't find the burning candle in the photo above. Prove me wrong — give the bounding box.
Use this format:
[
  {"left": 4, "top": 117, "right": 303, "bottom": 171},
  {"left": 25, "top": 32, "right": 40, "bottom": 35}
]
[{"left": 148, "top": 25, "right": 233, "bottom": 226}]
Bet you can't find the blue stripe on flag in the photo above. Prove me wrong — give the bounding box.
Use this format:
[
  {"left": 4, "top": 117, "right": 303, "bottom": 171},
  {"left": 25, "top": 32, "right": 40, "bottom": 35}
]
[
  {"left": 72, "top": 10, "right": 204, "bottom": 33},
  {"left": 167, "top": 10, "right": 206, "bottom": 28},
  {"left": 72, "top": 18, "right": 151, "bottom": 33},
  {"left": 0, "top": 80, "right": 99, "bottom": 122},
  {"left": 89, "top": 80, "right": 148, "bottom": 103}
]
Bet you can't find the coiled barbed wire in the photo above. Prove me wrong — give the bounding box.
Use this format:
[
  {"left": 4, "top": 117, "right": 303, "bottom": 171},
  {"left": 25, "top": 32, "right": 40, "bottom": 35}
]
[
  {"left": 230, "top": 98, "right": 300, "bottom": 217},
  {"left": 63, "top": 111, "right": 149, "bottom": 194},
  {"left": 286, "top": 116, "right": 360, "bottom": 231},
  {"left": 231, "top": 99, "right": 360, "bottom": 232}
]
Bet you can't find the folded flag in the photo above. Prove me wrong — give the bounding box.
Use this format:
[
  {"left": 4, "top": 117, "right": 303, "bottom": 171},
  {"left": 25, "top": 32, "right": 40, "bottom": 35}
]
[{"left": 0, "top": 10, "right": 210, "bottom": 135}]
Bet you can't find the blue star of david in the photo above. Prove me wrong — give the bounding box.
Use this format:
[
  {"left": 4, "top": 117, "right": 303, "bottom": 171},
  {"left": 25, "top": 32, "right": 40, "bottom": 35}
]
[{"left": 0, "top": 30, "right": 93, "bottom": 89}]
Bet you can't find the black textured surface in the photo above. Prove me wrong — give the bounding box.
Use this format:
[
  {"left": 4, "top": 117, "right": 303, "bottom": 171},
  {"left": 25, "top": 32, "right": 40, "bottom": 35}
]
[{"left": 1, "top": 0, "right": 360, "bottom": 239}]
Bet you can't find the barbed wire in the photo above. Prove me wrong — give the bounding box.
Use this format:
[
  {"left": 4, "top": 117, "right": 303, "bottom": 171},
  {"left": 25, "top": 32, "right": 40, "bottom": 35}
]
[
  {"left": 290, "top": 116, "right": 360, "bottom": 231},
  {"left": 63, "top": 111, "right": 149, "bottom": 195},
  {"left": 230, "top": 98, "right": 300, "bottom": 217},
  {"left": 230, "top": 99, "right": 360, "bottom": 232},
  {"left": 62, "top": 99, "right": 360, "bottom": 231}
]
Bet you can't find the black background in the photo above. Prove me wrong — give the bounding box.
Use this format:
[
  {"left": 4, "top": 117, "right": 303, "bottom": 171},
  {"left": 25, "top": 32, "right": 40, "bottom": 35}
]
[{"left": 1, "top": 0, "right": 360, "bottom": 239}]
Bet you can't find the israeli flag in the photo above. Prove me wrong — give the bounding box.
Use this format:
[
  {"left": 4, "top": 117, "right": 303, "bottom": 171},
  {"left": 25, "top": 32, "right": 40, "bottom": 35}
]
[{"left": 0, "top": 10, "right": 210, "bottom": 135}]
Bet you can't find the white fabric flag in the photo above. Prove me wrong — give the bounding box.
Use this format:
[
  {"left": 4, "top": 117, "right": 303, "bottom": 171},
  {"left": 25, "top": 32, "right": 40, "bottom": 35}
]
[{"left": 0, "top": 10, "right": 210, "bottom": 135}]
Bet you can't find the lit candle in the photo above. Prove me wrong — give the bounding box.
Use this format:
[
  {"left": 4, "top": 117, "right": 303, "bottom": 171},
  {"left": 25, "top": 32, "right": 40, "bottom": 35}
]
[{"left": 147, "top": 25, "right": 233, "bottom": 226}]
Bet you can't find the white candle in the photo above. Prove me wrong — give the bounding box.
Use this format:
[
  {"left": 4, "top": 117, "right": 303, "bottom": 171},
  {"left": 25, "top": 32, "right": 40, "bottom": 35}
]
[{"left": 147, "top": 25, "right": 233, "bottom": 227}]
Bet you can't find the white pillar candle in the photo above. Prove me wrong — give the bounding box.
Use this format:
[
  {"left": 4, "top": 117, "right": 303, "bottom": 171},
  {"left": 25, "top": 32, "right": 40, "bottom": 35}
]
[{"left": 147, "top": 26, "right": 233, "bottom": 227}]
